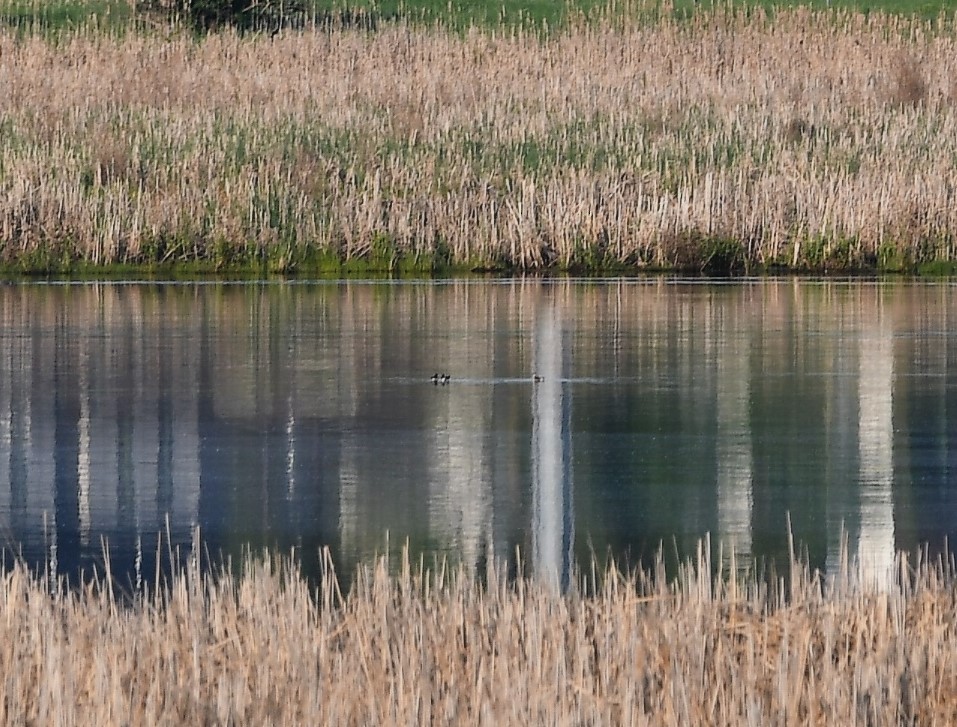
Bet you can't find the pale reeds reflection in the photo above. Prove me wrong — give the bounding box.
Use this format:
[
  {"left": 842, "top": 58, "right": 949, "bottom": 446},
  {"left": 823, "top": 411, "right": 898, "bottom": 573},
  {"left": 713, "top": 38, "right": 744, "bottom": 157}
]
[
  {"left": 0, "top": 281, "right": 955, "bottom": 584},
  {"left": 531, "top": 293, "right": 573, "bottom": 590},
  {"left": 856, "top": 299, "right": 896, "bottom": 589}
]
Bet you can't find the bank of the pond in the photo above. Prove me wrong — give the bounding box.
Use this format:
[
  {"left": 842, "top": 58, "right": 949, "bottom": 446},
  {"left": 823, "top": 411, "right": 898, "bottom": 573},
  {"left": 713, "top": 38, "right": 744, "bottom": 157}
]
[
  {"left": 0, "top": 544, "right": 955, "bottom": 724},
  {"left": 6, "top": 240, "right": 957, "bottom": 278},
  {"left": 4, "top": 6, "right": 957, "bottom": 275}
]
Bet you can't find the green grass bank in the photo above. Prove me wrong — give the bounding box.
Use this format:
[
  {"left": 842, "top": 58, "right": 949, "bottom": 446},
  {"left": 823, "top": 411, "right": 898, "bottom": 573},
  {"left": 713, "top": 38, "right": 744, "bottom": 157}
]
[{"left": 2, "top": 1, "right": 957, "bottom": 276}]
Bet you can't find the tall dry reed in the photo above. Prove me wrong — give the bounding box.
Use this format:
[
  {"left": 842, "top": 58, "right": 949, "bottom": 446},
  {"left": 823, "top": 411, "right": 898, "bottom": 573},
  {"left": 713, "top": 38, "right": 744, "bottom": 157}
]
[
  {"left": 0, "top": 539, "right": 955, "bottom": 724},
  {"left": 1, "top": 6, "right": 957, "bottom": 270}
]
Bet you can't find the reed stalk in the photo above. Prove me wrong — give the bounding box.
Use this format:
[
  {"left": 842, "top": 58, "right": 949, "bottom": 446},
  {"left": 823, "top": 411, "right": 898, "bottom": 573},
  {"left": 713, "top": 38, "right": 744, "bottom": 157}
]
[{"left": 0, "top": 539, "right": 955, "bottom": 724}]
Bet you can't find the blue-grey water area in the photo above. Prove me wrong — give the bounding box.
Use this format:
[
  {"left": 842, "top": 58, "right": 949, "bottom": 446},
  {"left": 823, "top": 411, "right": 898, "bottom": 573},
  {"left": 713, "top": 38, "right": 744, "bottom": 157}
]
[{"left": 0, "top": 278, "right": 955, "bottom": 589}]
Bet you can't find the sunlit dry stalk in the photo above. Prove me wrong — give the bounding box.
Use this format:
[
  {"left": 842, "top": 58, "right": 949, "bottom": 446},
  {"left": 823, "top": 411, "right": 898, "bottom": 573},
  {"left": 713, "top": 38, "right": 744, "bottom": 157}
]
[
  {"left": 0, "top": 541, "right": 955, "bottom": 724},
  {"left": 1, "top": 5, "right": 957, "bottom": 270}
]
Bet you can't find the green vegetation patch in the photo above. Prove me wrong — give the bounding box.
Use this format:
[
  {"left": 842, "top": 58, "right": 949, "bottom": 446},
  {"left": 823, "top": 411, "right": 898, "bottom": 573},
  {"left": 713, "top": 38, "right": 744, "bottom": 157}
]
[
  {"left": 5, "top": 0, "right": 957, "bottom": 36},
  {"left": 0, "top": 0, "right": 132, "bottom": 33}
]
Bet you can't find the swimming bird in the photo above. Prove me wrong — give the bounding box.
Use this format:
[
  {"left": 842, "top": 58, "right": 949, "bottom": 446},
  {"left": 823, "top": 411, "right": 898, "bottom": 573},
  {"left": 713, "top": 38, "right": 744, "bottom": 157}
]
[
  {"left": 441, "top": 374, "right": 451, "bottom": 384},
  {"left": 430, "top": 373, "right": 440, "bottom": 385},
  {"left": 533, "top": 374, "right": 545, "bottom": 383}
]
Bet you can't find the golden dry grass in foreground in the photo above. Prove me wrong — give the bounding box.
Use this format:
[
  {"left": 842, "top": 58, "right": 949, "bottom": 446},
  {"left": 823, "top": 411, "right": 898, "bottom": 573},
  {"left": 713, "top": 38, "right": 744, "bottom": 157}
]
[
  {"left": 1, "top": 7, "right": 957, "bottom": 271},
  {"left": 0, "top": 542, "right": 955, "bottom": 724}
]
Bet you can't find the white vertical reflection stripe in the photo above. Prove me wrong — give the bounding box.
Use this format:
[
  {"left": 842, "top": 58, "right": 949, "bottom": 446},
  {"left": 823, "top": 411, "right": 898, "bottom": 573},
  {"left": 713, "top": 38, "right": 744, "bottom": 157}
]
[
  {"left": 716, "top": 337, "right": 753, "bottom": 567},
  {"left": 532, "top": 301, "right": 572, "bottom": 589},
  {"left": 0, "top": 335, "right": 10, "bottom": 523},
  {"left": 857, "top": 313, "right": 895, "bottom": 589},
  {"left": 286, "top": 396, "right": 296, "bottom": 499},
  {"left": 77, "top": 363, "right": 91, "bottom": 548}
]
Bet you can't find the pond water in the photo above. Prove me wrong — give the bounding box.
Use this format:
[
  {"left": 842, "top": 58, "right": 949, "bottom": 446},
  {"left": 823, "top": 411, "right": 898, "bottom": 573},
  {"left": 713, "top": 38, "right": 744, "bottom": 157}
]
[{"left": 0, "top": 279, "right": 955, "bottom": 587}]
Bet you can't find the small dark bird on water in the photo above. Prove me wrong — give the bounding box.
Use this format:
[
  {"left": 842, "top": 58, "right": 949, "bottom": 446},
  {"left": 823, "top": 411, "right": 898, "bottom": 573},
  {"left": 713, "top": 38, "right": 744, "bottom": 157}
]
[
  {"left": 441, "top": 374, "right": 451, "bottom": 384},
  {"left": 430, "top": 373, "right": 440, "bottom": 384},
  {"left": 533, "top": 374, "right": 545, "bottom": 383}
]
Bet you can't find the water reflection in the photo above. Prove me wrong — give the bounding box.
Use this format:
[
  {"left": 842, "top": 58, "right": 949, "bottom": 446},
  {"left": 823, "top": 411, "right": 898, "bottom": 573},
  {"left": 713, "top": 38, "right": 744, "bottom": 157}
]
[
  {"left": 1, "top": 280, "right": 956, "bottom": 584},
  {"left": 531, "top": 295, "right": 573, "bottom": 589},
  {"left": 855, "top": 296, "right": 895, "bottom": 587},
  {"left": 714, "top": 293, "right": 754, "bottom": 568}
]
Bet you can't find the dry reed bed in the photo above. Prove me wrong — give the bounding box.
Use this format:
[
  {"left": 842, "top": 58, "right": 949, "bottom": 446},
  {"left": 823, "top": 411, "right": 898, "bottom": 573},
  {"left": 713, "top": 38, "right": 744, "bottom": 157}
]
[
  {"left": 0, "top": 544, "right": 955, "bottom": 725},
  {"left": 2, "top": 9, "right": 957, "bottom": 270}
]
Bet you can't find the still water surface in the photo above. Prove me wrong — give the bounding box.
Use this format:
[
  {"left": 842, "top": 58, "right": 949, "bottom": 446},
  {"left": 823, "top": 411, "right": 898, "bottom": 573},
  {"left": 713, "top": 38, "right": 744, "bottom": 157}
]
[{"left": 0, "top": 279, "right": 955, "bottom": 586}]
